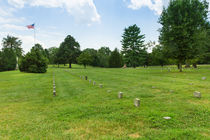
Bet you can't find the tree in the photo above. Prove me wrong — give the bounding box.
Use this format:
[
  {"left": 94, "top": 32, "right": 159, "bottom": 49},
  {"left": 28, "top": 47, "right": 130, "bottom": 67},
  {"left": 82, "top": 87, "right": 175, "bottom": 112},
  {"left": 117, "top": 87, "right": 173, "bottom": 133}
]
[
  {"left": 19, "top": 44, "right": 48, "bottom": 73},
  {"left": 121, "top": 24, "right": 146, "bottom": 68},
  {"left": 0, "top": 48, "right": 16, "bottom": 72},
  {"left": 77, "top": 51, "right": 93, "bottom": 68},
  {"left": 151, "top": 45, "right": 168, "bottom": 67},
  {"left": 59, "top": 35, "right": 80, "bottom": 68},
  {"left": 159, "top": 0, "right": 209, "bottom": 72},
  {"left": 47, "top": 47, "right": 59, "bottom": 64},
  {"left": 109, "top": 48, "right": 123, "bottom": 68},
  {"left": 98, "top": 47, "right": 111, "bottom": 67},
  {"left": 2, "top": 35, "right": 23, "bottom": 69},
  {"left": 82, "top": 48, "right": 99, "bottom": 66}
]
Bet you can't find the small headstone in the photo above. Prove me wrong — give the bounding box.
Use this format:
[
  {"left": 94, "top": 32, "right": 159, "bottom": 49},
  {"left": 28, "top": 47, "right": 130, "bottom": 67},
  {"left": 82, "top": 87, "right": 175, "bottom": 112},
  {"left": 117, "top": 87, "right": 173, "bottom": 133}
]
[
  {"left": 53, "top": 90, "right": 56, "bottom": 96},
  {"left": 89, "top": 80, "right": 91, "bottom": 83},
  {"left": 93, "top": 81, "right": 96, "bottom": 85},
  {"left": 85, "top": 76, "right": 88, "bottom": 80},
  {"left": 170, "top": 90, "right": 174, "bottom": 93},
  {"left": 107, "top": 90, "right": 111, "bottom": 93},
  {"left": 152, "top": 86, "right": 156, "bottom": 89},
  {"left": 134, "top": 98, "right": 140, "bottom": 107},
  {"left": 99, "top": 84, "right": 103, "bottom": 88},
  {"left": 194, "top": 91, "right": 201, "bottom": 98},
  {"left": 202, "top": 77, "right": 206, "bottom": 80},
  {"left": 163, "top": 117, "right": 171, "bottom": 120},
  {"left": 118, "top": 92, "right": 123, "bottom": 99}
]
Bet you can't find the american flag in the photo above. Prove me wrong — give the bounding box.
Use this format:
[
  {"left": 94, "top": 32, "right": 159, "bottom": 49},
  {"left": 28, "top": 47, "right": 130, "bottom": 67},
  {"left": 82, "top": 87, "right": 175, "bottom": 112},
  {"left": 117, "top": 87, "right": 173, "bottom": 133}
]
[{"left": 26, "top": 23, "right": 35, "bottom": 29}]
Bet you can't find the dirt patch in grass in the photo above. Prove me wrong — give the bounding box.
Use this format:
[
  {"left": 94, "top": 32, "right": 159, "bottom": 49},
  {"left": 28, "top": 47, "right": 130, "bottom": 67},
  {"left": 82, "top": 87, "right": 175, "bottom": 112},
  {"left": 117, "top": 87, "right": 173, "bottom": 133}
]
[{"left": 128, "top": 133, "right": 141, "bottom": 138}]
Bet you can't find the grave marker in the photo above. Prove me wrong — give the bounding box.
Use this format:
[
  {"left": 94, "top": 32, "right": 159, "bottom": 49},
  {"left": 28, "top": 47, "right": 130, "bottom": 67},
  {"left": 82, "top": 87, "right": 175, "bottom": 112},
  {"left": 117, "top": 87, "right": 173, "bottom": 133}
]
[
  {"left": 194, "top": 91, "right": 201, "bottom": 98},
  {"left": 118, "top": 92, "right": 123, "bottom": 99},
  {"left": 134, "top": 98, "right": 140, "bottom": 107}
]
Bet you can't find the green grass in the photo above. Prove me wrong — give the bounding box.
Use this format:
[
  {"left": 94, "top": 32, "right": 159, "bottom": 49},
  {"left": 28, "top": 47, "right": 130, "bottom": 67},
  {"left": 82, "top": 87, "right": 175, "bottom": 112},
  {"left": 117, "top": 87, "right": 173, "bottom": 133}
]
[{"left": 0, "top": 65, "right": 209, "bottom": 139}]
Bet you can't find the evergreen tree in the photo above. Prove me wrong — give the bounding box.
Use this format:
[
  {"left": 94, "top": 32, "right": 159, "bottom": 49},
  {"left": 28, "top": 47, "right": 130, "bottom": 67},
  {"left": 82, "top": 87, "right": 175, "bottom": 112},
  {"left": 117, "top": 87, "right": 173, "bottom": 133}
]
[
  {"left": 19, "top": 44, "right": 48, "bottom": 73},
  {"left": 121, "top": 24, "right": 145, "bottom": 68},
  {"left": 0, "top": 48, "right": 16, "bottom": 71}
]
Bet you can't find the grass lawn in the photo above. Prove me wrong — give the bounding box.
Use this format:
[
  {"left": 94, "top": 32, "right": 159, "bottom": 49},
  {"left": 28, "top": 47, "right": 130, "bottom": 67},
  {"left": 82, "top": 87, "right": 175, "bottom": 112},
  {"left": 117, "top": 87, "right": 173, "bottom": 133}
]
[{"left": 0, "top": 65, "right": 209, "bottom": 139}]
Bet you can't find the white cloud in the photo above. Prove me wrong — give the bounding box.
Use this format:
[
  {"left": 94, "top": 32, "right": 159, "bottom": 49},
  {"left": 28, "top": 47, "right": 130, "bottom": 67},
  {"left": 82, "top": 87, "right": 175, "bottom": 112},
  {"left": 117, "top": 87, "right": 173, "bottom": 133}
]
[
  {"left": 0, "top": 24, "right": 27, "bottom": 31},
  {"left": 6, "top": 0, "right": 101, "bottom": 24},
  {"left": 127, "top": 0, "right": 210, "bottom": 15},
  {"left": 127, "top": 0, "right": 167, "bottom": 15}
]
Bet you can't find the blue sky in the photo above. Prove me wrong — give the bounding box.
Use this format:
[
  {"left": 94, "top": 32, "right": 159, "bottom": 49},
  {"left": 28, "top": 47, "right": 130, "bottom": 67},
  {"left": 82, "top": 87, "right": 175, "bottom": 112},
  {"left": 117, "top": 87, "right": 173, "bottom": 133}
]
[{"left": 0, "top": 0, "right": 209, "bottom": 53}]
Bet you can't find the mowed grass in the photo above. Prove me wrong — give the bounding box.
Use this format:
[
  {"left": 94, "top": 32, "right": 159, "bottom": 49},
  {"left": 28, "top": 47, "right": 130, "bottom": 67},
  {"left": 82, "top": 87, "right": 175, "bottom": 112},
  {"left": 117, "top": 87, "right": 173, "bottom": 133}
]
[{"left": 0, "top": 65, "right": 209, "bottom": 139}]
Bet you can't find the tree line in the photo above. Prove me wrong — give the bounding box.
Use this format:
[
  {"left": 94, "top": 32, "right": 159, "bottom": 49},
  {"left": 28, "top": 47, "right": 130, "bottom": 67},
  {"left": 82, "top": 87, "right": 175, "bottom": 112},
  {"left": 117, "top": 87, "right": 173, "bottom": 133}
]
[{"left": 0, "top": 0, "right": 209, "bottom": 73}]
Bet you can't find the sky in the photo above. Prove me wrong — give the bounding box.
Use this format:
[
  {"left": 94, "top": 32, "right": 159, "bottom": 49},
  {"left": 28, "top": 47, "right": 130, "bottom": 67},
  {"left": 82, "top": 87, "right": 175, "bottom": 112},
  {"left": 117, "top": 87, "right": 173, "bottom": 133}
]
[{"left": 0, "top": 0, "right": 209, "bottom": 53}]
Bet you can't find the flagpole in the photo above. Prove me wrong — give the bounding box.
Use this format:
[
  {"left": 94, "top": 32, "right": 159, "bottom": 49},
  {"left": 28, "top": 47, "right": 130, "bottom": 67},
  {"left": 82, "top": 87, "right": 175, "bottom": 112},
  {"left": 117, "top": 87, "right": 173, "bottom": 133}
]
[{"left": 34, "top": 23, "right": 36, "bottom": 45}]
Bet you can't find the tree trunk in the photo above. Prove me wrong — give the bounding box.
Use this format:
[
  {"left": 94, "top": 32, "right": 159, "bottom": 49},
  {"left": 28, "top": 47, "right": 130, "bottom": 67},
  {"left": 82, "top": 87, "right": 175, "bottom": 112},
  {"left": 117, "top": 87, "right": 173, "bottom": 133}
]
[
  {"left": 69, "top": 63, "right": 72, "bottom": 68},
  {"left": 179, "top": 62, "right": 182, "bottom": 72},
  {"left": 15, "top": 56, "right": 19, "bottom": 70},
  {"left": 58, "top": 64, "right": 59, "bottom": 68},
  {"left": 84, "top": 64, "right": 86, "bottom": 69}
]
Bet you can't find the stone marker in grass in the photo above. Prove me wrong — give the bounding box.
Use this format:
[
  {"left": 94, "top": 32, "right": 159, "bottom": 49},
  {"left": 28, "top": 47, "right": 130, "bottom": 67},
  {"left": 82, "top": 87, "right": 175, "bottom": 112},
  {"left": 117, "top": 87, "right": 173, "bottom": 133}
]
[
  {"left": 202, "top": 77, "right": 206, "bottom": 80},
  {"left": 53, "top": 90, "right": 56, "bottom": 96},
  {"left": 194, "top": 91, "right": 201, "bottom": 98},
  {"left": 163, "top": 117, "right": 171, "bottom": 120},
  {"left": 85, "top": 76, "right": 88, "bottom": 80},
  {"left": 107, "top": 90, "right": 111, "bottom": 93},
  {"left": 134, "top": 98, "right": 140, "bottom": 107},
  {"left": 118, "top": 92, "right": 123, "bottom": 99},
  {"left": 99, "top": 84, "right": 103, "bottom": 88},
  {"left": 89, "top": 80, "right": 91, "bottom": 83},
  {"left": 152, "top": 86, "right": 156, "bottom": 89},
  {"left": 93, "top": 81, "right": 96, "bottom": 85}
]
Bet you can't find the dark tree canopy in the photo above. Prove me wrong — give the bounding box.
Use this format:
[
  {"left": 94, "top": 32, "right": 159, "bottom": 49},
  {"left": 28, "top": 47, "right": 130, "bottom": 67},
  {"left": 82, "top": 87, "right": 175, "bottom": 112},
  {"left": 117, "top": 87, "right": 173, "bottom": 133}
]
[
  {"left": 58, "top": 35, "right": 80, "bottom": 68},
  {"left": 159, "top": 0, "right": 209, "bottom": 71},
  {"left": 121, "top": 24, "right": 145, "bottom": 68},
  {"left": 19, "top": 44, "right": 48, "bottom": 73},
  {"left": 0, "top": 48, "right": 16, "bottom": 72},
  {"left": 109, "top": 48, "right": 123, "bottom": 68},
  {"left": 2, "top": 35, "right": 23, "bottom": 57},
  {"left": 77, "top": 51, "right": 93, "bottom": 68},
  {"left": 98, "top": 47, "right": 111, "bottom": 67}
]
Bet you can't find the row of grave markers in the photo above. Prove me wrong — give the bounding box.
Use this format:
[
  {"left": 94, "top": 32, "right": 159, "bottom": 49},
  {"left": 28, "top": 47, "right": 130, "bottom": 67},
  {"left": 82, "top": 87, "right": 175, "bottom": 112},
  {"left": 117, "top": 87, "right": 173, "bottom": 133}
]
[
  {"left": 53, "top": 72, "right": 56, "bottom": 96},
  {"left": 63, "top": 70, "right": 206, "bottom": 105},
  {"left": 79, "top": 75, "right": 141, "bottom": 107}
]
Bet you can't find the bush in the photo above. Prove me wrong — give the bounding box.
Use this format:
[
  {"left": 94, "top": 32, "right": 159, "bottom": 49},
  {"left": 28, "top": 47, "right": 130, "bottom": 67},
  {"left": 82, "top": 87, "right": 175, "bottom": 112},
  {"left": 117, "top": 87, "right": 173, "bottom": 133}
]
[
  {"left": 19, "top": 44, "right": 48, "bottom": 73},
  {"left": 0, "top": 48, "right": 16, "bottom": 72}
]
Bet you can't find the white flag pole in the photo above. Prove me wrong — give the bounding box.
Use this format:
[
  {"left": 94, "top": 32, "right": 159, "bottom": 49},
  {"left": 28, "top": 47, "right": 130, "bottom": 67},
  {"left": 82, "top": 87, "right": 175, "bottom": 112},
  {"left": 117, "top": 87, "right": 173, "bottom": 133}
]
[{"left": 34, "top": 23, "right": 36, "bottom": 45}]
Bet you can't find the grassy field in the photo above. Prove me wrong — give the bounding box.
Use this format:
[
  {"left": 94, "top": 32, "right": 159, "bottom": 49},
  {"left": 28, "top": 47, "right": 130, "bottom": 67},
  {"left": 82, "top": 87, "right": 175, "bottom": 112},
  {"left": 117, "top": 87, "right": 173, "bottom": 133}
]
[{"left": 0, "top": 65, "right": 209, "bottom": 139}]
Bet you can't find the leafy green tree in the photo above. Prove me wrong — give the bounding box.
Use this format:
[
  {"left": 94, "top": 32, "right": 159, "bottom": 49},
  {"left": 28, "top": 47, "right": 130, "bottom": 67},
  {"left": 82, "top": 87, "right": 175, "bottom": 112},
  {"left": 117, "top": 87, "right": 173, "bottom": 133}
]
[
  {"left": 19, "top": 44, "right": 48, "bottom": 73},
  {"left": 151, "top": 45, "right": 168, "bottom": 67},
  {"left": 98, "top": 47, "right": 111, "bottom": 67},
  {"left": 159, "top": 0, "right": 209, "bottom": 72},
  {"left": 82, "top": 48, "right": 99, "bottom": 66},
  {"left": 109, "top": 48, "right": 123, "bottom": 68},
  {"left": 121, "top": 24, "right": 145, "bottom": 68},
  {"left": 2, "top": 35, "right": 23, "bottom": 69},
  {"left": 0, "top": 48, "right": 16, "bottom": 71},
  {"left": 59, "top": 35, "right": 80, "bottom": 68},
  {"left": 77, "top": 51, "right": 93, "bottom": 68},
  {"left": 47, "top": 47, "right": 59, "bottom": 64}
]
